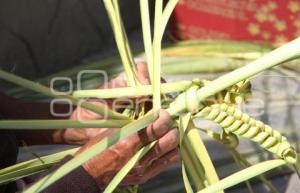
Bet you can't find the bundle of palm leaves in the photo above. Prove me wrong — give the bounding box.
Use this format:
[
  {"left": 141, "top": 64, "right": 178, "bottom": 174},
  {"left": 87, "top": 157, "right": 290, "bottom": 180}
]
[{"left": 0, "top": 0, "right": 300, "bottom": 193}]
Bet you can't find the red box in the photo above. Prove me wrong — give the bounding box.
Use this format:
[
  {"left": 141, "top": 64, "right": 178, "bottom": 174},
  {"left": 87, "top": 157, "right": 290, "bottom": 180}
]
[{"left": 170, "top": 0, "right": 300, "bottom": 44}]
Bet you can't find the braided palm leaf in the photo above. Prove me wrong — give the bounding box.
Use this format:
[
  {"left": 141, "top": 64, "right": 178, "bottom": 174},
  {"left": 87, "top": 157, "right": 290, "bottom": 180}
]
[{"left": 196, "top": 103, "right": 297, "bottom": 164}]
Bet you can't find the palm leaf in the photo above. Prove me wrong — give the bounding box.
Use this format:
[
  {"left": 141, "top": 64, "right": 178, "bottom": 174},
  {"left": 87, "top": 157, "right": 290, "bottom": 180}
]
[
  {"left": 24, "top": 112, "right": 157, "bottom": 193},
  {"left": 103, "top": 141, "right": 157, "bottom": 193},
  {"left": 1, "top": 0, "right": 300, "bottom": 192},
  {"left": 0, "top": 69, "right": 128, "bottom": 120},
  {"left": 0, "top": 148, "right": 77, "bottom": 185}
]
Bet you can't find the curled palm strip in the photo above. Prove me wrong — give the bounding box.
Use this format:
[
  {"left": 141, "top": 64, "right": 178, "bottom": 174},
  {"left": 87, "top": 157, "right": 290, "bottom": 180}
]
[
  {"left": 170, "top": 78, "right": 297, "bottom": 164},
  {"left": 196, "top": 103, "right": 297, "bottom": 164}
]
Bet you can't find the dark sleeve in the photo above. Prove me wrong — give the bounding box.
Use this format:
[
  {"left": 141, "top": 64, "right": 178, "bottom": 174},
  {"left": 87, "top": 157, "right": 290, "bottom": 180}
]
[
  {"left": 44, "top": 155, "right": 101, "bottom": 193},
  {"left": 0, "top": 130, "right": 18, "bottom": 193},
  {"left": 0, "top": 0, "right": 143, "bottom": 81}
]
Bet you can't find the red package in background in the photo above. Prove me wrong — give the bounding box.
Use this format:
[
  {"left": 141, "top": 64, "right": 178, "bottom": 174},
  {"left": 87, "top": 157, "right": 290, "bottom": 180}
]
[{"left": 170, "top": 0, "right": 300, "bottom": 44}]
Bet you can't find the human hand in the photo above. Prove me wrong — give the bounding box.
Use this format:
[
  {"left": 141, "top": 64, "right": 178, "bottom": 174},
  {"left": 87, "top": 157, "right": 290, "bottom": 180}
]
[
  {"left": 74, "top": 110, "right": 179, "bottom": 187},
  {"left": 54, "top": 63, "right": 150, "bottom": 145}
]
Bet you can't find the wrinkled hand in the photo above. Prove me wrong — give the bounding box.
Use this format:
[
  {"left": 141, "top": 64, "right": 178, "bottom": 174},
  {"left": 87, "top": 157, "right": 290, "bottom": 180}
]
[
  {"left": 56, "top": 63, "right": 150, "bottom": 145},
  {"left": 63, "top": 62, "right": 179, "bottom": 186},
  {"left": 75, "top": 110, "right": 179, "bottom": 187}
]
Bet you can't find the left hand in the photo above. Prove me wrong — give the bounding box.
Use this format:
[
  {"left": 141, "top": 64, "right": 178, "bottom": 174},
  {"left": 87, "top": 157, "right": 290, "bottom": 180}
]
[{"left": 54, "top": 62, "right": 150, "bottom": 145}]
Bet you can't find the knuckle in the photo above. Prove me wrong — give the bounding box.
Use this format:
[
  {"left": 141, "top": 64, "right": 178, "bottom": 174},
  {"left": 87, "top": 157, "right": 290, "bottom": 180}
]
[
  {"left": 159, "top": 109, "right": 171, "bottom": 124},
  {"left": 168, "top": 129, "right": 179, "bottom": 145}
]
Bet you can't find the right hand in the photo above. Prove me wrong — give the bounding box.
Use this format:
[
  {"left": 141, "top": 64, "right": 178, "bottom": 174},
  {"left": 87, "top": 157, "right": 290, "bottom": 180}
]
[{"left": 75, "top": 109, "right": 180, "bottom": 187}]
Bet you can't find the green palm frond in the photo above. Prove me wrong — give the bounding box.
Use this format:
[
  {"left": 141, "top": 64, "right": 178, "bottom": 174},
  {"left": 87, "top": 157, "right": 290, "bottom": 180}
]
[{"left": 0, "top": 0, "right": 300, "bottom": 193}]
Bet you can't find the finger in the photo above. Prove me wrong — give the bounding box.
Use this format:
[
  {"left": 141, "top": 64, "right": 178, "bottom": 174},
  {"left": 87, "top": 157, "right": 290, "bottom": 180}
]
[
  {"left": 136, "top": 61, "right": 165, "bottom": 85},
  {"left": 101, "top": 62, "right": 149, "bottom": 90},
  {"left": 84, "top": 128, "right": 118, "bottom": 139},
  {"left": 138, "top": 109, "right": 172, "bottom": 144},
  {"left": 70, "top": 100, "right": 109, "bottom": 121},
  {"left": 109, "top": 109, "right": 172, "bottom": 166},
  {"left": 136, "top": 62, "right": 150, "bottom": 85},
  {"left": 78, "top": 130, "right": 138, "bottom": 187},
  {"left": 139, "top": 129, "right": 179, "bottom": 168},
  {"left": 63, "top": 128, "right": 117, "bottom": 145},
  {"left": 99, "top": 62, "right": 151, "bottom": 112},
  {"left": 74, "top": 128, "right": 119, "bottom": 155},
  {"left": 103, "top": 72, "right": 128, "bottom": 89},
  {"left": 81, "top": 109, "right": 172, "bottom": 163},
  {"left": 122, "top": 149, "right": 180, "bottom": 185}
]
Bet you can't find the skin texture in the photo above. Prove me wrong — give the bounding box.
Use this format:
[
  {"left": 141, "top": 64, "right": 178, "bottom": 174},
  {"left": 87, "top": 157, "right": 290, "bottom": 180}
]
[
  {"left": 0, "top": 63, "right": 180, "bottom": 187},
  {"left": 70, "top": 63, "right": 180, "bottom": 186},
  {"left": 57, "top": 62, "right": 152, "bottom": 145},
  {"left": 75, "top": 110, "right": 179, "bottom": 187}
]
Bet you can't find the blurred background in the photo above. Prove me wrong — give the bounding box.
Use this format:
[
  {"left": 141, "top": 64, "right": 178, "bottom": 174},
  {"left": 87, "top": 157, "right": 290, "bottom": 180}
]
[{"left": 1, "top": 0, "right": 300, "bottom": 192}]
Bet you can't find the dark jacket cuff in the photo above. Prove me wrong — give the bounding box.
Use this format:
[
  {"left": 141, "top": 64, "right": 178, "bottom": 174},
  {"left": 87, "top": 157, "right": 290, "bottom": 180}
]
[{"left": 44, "top": 155, "right": 101, "bottom": 193}]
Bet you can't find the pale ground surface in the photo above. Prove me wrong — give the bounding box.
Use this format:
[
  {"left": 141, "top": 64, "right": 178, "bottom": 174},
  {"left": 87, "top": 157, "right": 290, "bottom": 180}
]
[{"left": 18, "top": 70, "right": 300, "bottom": 193}]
